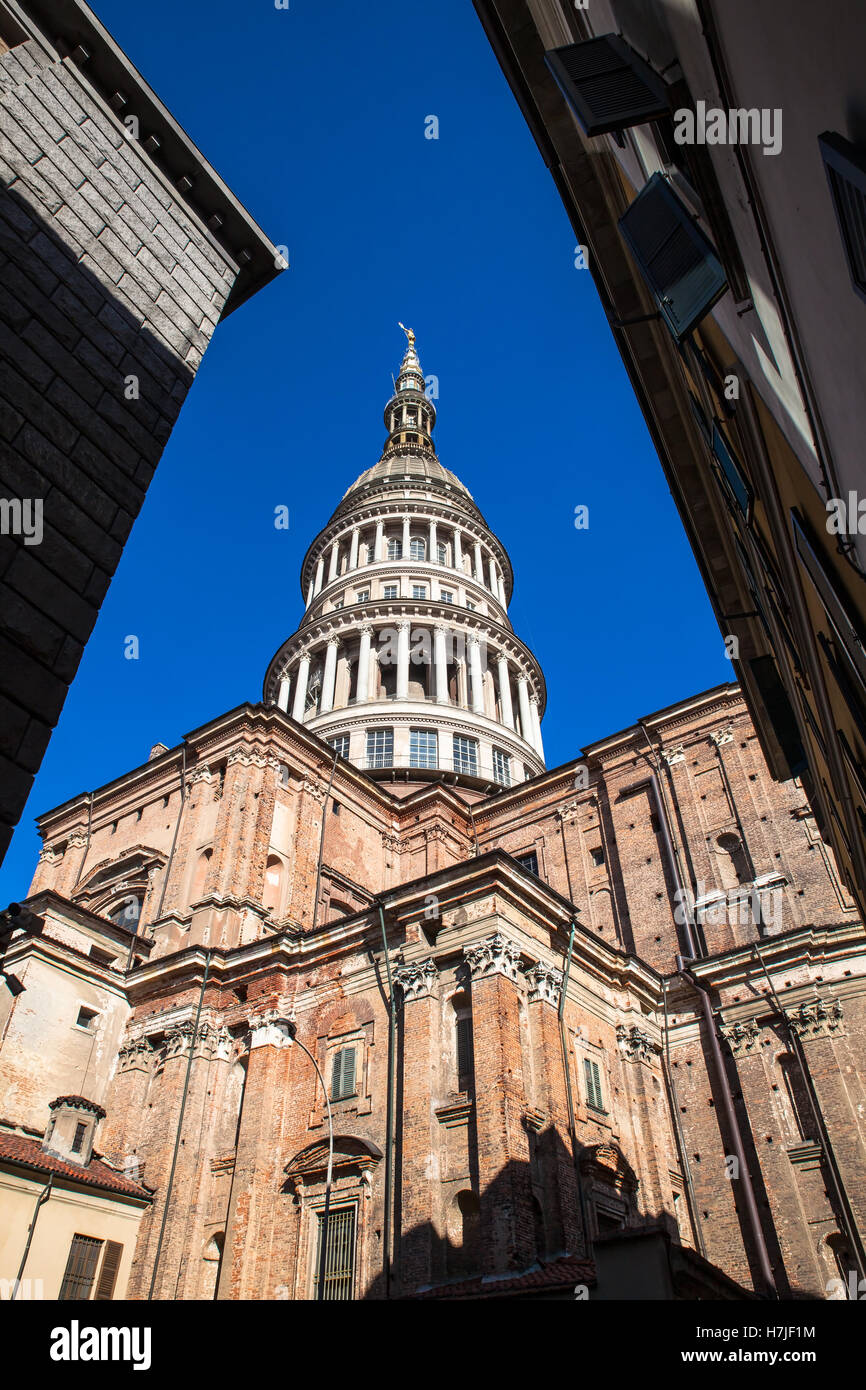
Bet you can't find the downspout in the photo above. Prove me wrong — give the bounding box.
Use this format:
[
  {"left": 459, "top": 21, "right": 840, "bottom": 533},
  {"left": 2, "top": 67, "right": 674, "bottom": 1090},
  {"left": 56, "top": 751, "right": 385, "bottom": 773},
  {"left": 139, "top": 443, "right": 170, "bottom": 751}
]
[
  {"left": 311, "top": 750, "right": 339, "bottom": 933},
  {"left": 287, "top": 1029, "right": 335, "bottom": 1301},
  {"left": 662, "top": 977, "right": 707, "bottom": 1258},
  {"left": 155, "top": 742, "right": 188, "bottom": 923},
  {"left": 750, "top": 944, "right": 866, "bottom": 1284},
  {"left": 377, "top": 901, "right": 397, "bottom": 1298},
  {"left": 557, "top": 914, "right": 590, "bottom": 1243},
  {"left": 637, "top": 723, "right": 778, "bottom": 1296},
  {"left": 10, "top": 1172, "right": 53, "bottom": 1301},
  {"left": 147, "top": 947, "right": 212, "bottom": 1300}
]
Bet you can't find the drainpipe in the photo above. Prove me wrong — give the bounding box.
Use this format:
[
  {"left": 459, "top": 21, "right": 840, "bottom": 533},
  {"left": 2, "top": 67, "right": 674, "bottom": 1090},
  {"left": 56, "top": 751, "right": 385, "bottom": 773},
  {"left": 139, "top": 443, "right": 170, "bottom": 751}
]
[
  {"left": 286, "top": 1027, "right": 335, "bottom": 1300},
  {"left": 377, "top": 901, "right": 397, "bottom": 1298},
  {"left": 661, "top": 978, "right": 706, "bottom": 1259},
  {"left": 557, "top": 915, "right": 590, "bottom": 1245},
  {"left": 750, "top": 944, "right": 866, "bottom": 1284},
  {"left": 637, "top": 724, "right": 778, "bottom": 1296},
  {"left": 147, "top": 947, "right": 212, "bottom": 1300},
  {"left": 11, "top": 1172, "right": 53, "bottom": 1301},
  {"left": 311, "top": 750, "right": 339, "bottom": 932}
]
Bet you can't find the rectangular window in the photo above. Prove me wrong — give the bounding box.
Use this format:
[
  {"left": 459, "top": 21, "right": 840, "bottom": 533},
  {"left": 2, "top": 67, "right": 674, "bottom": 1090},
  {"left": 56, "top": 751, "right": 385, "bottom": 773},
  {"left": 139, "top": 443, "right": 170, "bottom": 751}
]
[
  {"left": 59, "top": 1235, "right": 102, "bottom": 1301},
  {"left": 94, "top": 1241, "right": 123, "bottom": 1301},
  {"left": 412, "top": 585, "right": 427, "bottom": 600},
  {"left": 492, "top": 747, "right": 511, "bottom": 786},
  {"left": 819, "top": 131, "right": 866, "bottom": 303},
  {"left": 313, "top": 1206, "right": 356, "bottom": 1301},
  {"left": 331, "top": 1045, "right": 357, "bottom": 1100},
  {"left": 382, "top": 584, "right": 398, "bottom": 600},
  {"left": 514, "top": 849, "right": 539, "bottom": 877},
  {"left": 465, "top": 600, "right": 475, "bottom": 611},
  {"left": 440, "top": 590, "right": 453, "bottom": 603},
  {"left": 584, "top": 1057, "right": 605, "bottom": 1112},
  {"left": 366, "top": 728, "right": 393, "bottom": 768},
  {"left": 590, "top": 846, "right": 605, "bottom": 868},
  {"left": 712, "top": 423, "right": 752, "bottom": 520},
  {"left": 75, "top": 1006, "right": 97, "bottom": 1030},
  {"left": 71, "top": 1122, "right": 87, "bottom": 1154},
  {"left": 327, "top": 734, "right": 350, "bottom": 759},
  {"left": 452, "top": 735, "right": 478, "bottom": 776},
  {"left": 456, "top": 1015, "right": 474, "bottom": 1085},
  {"left": 410, "top": 728, "right": 438, "bottom": 769},
  {"left": 355, "top": 590, "right": 369, "bottom": 603}
]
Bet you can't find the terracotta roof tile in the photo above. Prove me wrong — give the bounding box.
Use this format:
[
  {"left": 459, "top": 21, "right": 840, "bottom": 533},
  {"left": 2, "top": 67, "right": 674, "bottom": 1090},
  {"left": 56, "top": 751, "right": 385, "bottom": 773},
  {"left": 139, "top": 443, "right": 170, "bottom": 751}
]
[
  {"left": 410, "top": 1254, "right": 595, "bottom": 1299},
  {"left": 0, "top": 1132, "right": 152, "bottom": 1200}
]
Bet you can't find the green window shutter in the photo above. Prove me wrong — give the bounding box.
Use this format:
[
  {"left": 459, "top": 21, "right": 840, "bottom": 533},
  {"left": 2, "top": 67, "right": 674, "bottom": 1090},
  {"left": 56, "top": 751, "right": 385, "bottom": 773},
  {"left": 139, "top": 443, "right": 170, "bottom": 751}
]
[
  {"left": 618, "top": 173, "right": 728, "bottom": 340},
  {"left": 544, "top": 35, "right": 670, "bottom": 137},
  {"left": 94, "top": 1241, "right": 123, "bottom": 1301},
  {"left": 456, "top": 1016, "right": 473, "bottom": 1080},
  {"left": 341, "top": 1046, "right": 356, "bottom": 1097},
  {"left": 331, "top": 1049, "right": 343, "bottom": 1099},
  {"left": 584, "top": 1058, "right": 604, "bottom": 1111}
]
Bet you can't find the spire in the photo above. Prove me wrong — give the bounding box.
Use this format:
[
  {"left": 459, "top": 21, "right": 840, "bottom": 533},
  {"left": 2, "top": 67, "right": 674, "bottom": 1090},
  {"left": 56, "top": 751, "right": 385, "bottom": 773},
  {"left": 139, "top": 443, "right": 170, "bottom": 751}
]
[{"left": 382, "top": 324, "right": 436, "bottom": 458}]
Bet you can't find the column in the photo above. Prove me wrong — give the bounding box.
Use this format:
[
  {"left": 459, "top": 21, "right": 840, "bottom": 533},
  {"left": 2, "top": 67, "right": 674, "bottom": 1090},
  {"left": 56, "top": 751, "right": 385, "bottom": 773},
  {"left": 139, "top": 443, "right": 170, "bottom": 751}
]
[
  {"left": 530, "top": 695, "right": 544, "bottom": 760},
  {"left": 429, "top": 518, "right": 438, "bottom": 562},
  {"left": 314, "top": 556, "right": 325, "bottom": 594},
  {"left": 498, "top": 571, "right": 507, "bottom": 607},
  {"left": 320, "top": 638, "right": 338, "bottom": 713},
  {"left": 349, "top": 529, "right": 359, "bottom": 570},
  {"left": 375, "top": 520, "right": 384, "bottom": 561},
  {"left": 454, "top": 530, "right": 463, "bottom": 572},
  {"left": 277, "top": 675, "right": 291, "bottom": 713},
  {"left": 517, "top": 675, "right": 532, "bottom": 743},
  {"left": 306, "top": 580, "right": 314, "bottom": 606},
  {"left": 474, "top": 541, "right": 484, "bottom": 584},
  {"left": 402, "top": 515, "right": 411, "bottom": 557},
  {"left": 434, "top": 624, "right": 449, "bottom": 704},
  {"left": 394, "top": 961, "right": 440, "bottom": 1289},
  {"left": 497, "top": 655, "right": 514, "bottom": 728},
  {"left": 469, "top": 636, "right": 485, "bottom": 715},
  {"left": 292, "top": 655, "right": 310, "bottom": 721},
  {"left": 489, "top": 557, "right": 498, "bottom": 596},
  {"left": 356, "top": 624, "right": 372, "bottom": 703},
  {"left": 396, "top": 620, "right": 410, "bottom": 700},
  {"left": 328, "top": 540, "right": 339, "bottom": 582}
]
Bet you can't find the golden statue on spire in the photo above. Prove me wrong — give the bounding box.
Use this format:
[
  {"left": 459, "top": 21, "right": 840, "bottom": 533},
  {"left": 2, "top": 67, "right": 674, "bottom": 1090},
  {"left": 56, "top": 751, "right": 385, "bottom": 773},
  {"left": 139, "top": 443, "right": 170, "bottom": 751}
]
[{"left": 398, "top": 321, "right": 415, "bottom": 349}]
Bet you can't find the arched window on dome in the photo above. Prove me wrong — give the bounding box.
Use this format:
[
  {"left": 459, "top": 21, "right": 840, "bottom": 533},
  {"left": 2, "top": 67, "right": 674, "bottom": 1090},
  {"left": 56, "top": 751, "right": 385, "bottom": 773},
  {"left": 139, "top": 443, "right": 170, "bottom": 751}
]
[
  {"left": 409, "top": 537, "right": 426, "bottom": 561},
  {"left": 387, "top": 538, "right": 402, "bottom": 561},
  {"left": 263, "top": 855, "right": 285, "bottom": 916}
]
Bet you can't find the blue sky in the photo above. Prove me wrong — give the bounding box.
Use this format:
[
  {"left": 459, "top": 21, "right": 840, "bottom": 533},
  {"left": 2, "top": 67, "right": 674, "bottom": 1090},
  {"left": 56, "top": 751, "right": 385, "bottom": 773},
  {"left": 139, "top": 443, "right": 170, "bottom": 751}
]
[{"left": 0, "top": 0, "right": 731, "bottom": 901}]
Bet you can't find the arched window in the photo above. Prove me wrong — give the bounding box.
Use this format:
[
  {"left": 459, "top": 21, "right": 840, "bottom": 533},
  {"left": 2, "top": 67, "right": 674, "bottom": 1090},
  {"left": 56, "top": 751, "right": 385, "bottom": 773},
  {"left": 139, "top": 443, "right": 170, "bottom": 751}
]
[
  {"left": 192, "top": 848, "right": 212, "bottom": 902},
  {"left": 409, "top": 537, "right": 426, "bottom": 561},
  {"left": 263, "top": 855, "right": 284, "bottom": 915},
  {"left": 437, "top": 541, "right": 448, "bottom": 566},
  {"left": 716, "top": 833, "right": 750, "bottom": 890},
  {"left": 202, "top": 1232, "right": 224, "bottom": 1300},
  {"left": 109, "top": 895, "right": 141, "bottom": 928},
  {"left": 446, "top": 1189, "right": 481, "bottom": 1276},
  {"left": 387, "top": 539, "right": 402, "bottom": 560}
]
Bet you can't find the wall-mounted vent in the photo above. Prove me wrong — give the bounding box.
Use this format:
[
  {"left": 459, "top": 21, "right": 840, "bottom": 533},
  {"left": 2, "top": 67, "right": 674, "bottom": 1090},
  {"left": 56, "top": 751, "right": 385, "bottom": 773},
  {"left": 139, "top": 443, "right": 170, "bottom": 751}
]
[
  {"left": 618, "top": 173, "right": 728, "bottom": 339},
  {"left": 544, "top": 35, "right": 669, "bottom": 137},
  {"left": 819, "top": 131, "right": 866, "bottom": 303}
]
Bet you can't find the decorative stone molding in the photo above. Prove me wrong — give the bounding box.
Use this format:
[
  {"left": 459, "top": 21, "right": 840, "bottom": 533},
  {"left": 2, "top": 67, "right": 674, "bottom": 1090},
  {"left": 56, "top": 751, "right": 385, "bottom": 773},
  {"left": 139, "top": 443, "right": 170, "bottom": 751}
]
[
  {"left": 163, "top": 1020, "right": 231, "bottom": 1060},
  {"left": 68, "top": 831, "right": 89, "bottom": 849},
  {"left": 394, "top": 957, "right": 438, "bottom": 1001},
  {"left": 187, "top": 764, "right": 214, "bottom": 786},
  {"left": 37, "top": 845, "right": 61, "bottom": 865},
  {"left": 381, "top": 831, "right": 406, "bottom": 853},
  {"left": 719, "top": 1018, "right": 762, "bottom": 1055},
  {"left": 227, "top": 747, "right": 280, "bottom": 771},
  {"left": 661, "top": 745, "right": 684, "bottom": 766},
  {"left": 616, "top": 1023, "right": 659, "bottom": 1064},
  {"left": 555, "top": 801, "right": 580, "bottom": 823},
  {"left": 248, "top": 1010, "right": 294, "bottom": 1050},
  {"left": 463, "top": 931, "right": 522, "bottom": 984},
  {"left": 117, "top": 1037, "right": 154, "bottom": 1071},
  {"left": 302, "top": 777, "right": 327, "bottom": 804},
  {"left": 785, "top": 996, "right": 844, "bottom": 1040},
  {"left": 524, "top": 960, "right": 563, "bottom": 1007},
  {"left": 710, "top": 726, "right": 734, "bottom": 747}
]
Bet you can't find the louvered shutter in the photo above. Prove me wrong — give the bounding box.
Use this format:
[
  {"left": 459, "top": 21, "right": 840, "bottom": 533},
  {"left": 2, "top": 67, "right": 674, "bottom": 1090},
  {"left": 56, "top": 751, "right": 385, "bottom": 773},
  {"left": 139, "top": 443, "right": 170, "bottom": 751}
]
[
  {"left": 456, "top": 1016, "right": 473, "bottom": 1080},
  {"left": 94, "top": 1240, "right": 123, "bottom": 1300},
  {"left": 331, "top": 1048, "right": 343, "bottom": 1099},
  {"left": 341, "top": 1046, "right": 356, "bottom": 1098},
  {"left": 618, "top": 173, "right": 728, "bottom": 338},
  {"left": 544, "top": 35, "right": 669, "bottom": 137},
  {"left": 58, "top": 1234, "right": 102, "bottom": 1300},
  {"left": 819, "top": 131, "right": 866, "bottom": 302}
]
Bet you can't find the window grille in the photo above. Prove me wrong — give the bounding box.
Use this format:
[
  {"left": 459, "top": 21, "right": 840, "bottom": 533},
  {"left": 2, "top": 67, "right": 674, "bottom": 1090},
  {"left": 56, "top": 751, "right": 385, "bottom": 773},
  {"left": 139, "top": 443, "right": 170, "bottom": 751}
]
[{"left": 313, "top": 1206, "right": 356, "bottom": 1301}]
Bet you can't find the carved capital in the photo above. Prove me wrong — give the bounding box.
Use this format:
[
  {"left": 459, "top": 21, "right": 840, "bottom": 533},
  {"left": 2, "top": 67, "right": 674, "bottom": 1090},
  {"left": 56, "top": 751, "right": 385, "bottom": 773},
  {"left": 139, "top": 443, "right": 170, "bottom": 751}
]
[
  {"left": 785, "top": 996, "right": 844, "bottom": 1040},
  {"left": 524, "top": 961, "right": 563, "bottom": 1007},
  {"left": 719, "top": 1018, "right": 762, "bottom": 1055},
  {"left": 710, "top": 726, "right": 734, "bottom": 747},
  {"left": 248, "top": 1010, "right": 294, "bottom": 1050},
  {"left": 117, "top": 1036, "right": 154, "bottom": 1072},
  {"left": 463, "top": 931, "right": 522, "bottom": 984},
  {"left": 394, "top": 957, "right": 438, "bottom": 1001},
  {"left": 303, "top": 777, "right": 327, "bottom": 804},
  {"left": 661, "top": 745, "right": 684, "bottom": 766},
  {"left": 616, "top": 1023, "right": 660, "bottom": 1064}
]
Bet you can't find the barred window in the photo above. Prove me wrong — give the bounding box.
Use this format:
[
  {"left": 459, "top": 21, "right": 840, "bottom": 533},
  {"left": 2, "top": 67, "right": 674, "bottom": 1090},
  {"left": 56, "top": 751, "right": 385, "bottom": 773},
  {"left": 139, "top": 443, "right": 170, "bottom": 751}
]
[
  {"left": 313, "top": 1206, "right": 356, "bottom": 1300},
  {"left": 58, "top": 1234, "right": 102, "bottom": 1301},
  {"left": 410, "top": 728, "right": 438, "bottom": 769},
  {"left": 327, "top": 734, "right": 350, "bottom": 759},
  {"left": 492, "top": 747, "right": 511, "bottom": 786},
  {"left": 452, "top": 735, "right": 478, "bottom": 776},
  {"left": 366, "top": 729, "right": 393, "bottom": 768}
]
